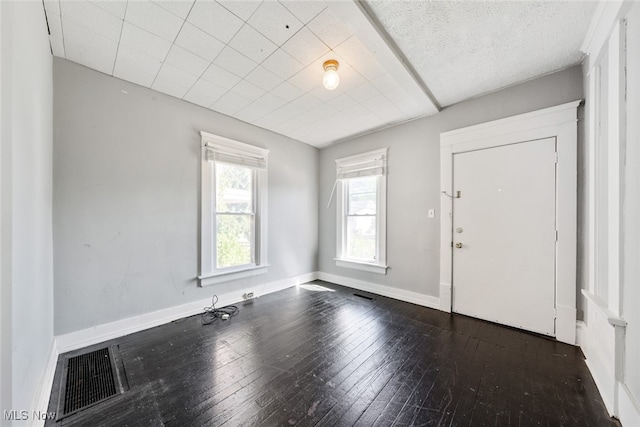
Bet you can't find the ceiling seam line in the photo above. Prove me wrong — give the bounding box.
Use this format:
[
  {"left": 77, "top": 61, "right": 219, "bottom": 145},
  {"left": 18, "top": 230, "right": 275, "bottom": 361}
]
[{"left": 355, "top": 0, "right": 442, "bottom": 111}]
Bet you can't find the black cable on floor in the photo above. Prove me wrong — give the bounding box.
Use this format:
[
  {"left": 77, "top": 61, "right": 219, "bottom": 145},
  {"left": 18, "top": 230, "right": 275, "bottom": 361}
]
[{"left": 201, "top": 295, "right": 239, "bottom": 325}]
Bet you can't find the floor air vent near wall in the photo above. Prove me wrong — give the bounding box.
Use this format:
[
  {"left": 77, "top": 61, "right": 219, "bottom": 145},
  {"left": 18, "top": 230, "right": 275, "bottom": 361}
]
[
  {"left": 58, "top": 346, "right": 127, "bottom": 419},
  {"left": 354, "top": 293, "right": 375, "bottom": 301}
]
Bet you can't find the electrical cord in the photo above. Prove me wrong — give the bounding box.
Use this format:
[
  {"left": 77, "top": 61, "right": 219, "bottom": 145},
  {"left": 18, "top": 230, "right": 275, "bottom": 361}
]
[{"left": 201, "top": 295, "right": 239, "bottom": 325}]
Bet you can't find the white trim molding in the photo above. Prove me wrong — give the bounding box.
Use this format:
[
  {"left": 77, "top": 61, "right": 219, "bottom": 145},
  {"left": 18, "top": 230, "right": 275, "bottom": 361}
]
[
  {"left": 439, "top": 100, "right": 581, "bottom": 345},
  {"left": 56, "top": 272, "right": 317, "bottom": 354},
  {"left": 580, "top": 290, "right": 627, "bottom": 416},
  {"left": 199, "top": 131, "right": 269, "bottom": 287},
  {"left": 30, "top": 340, "right": 59, "bottom": 427},
  {"left": 318, "top": 272, "right": 440, "bottom": 310}
]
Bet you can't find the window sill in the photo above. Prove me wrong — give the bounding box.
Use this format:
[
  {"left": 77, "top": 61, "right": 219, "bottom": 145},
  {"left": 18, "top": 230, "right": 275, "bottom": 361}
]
[
  {"left": 335, "top": 259, "right": 388, "bottom": 275},
  {"left": 198, "top": 264, "right": 269, "bottom": 287}
]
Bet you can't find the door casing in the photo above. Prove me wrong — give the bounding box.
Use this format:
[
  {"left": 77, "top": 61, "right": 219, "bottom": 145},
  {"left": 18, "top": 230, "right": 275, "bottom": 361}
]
[{"left": 439, "top": 101, "right": 580, "bottom": 345}]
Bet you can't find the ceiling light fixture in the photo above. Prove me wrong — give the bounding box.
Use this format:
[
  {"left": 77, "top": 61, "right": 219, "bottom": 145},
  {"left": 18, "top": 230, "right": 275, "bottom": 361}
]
[{"left": 322, "top": 59, "right": 340, "bottom": 90}]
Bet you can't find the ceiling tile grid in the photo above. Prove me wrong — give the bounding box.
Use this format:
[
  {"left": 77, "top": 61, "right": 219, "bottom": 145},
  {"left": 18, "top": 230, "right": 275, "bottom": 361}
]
[
  {"left": 42, "top": 0, "right": 594, "bottom": 148},
  {"left": 43, "top": 0, "right": 438, "bottom": 147}
]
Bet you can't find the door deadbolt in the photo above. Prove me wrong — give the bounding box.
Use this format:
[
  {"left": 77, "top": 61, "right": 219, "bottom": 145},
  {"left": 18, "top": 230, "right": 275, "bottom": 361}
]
[{"left": 455, "top": 242, "right": 463, "bottom": 248}]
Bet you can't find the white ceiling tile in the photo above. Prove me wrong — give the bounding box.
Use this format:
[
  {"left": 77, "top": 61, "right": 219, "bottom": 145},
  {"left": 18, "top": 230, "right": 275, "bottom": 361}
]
[
  {"left": 248, "top": 2, "right": 302, "bottom": 46},
  {"left": 307, "top": 8, "right": 352, "bottom": 49},
  {"left": 349, "top": 82, "right": 381, "bottom": 103},
  {"left": 114, "top": 44, "right": 162, "bottom": 87},
  {"left": 152, "top": 63, "right": 199, "bottom": 98},
  {"left": 325, "top": 93, "right": 358, "bottom": 111},
  {"left": 63, "top": 20, "right": 118, "bottom": 75},
  {"left": 164, "top": 45, "right": 210, "bottom": 77},
  {"left": 119, "top": 23, "right": 172, "bottom": 61},
  {"left": 245, "top": 66, "right": 283, "bottom": 92},
  {"left": 333, "top": 36, "right": 373, "bottom": 65},
  {"left": 90, "top": 1, "right": 128, "bottom": 19},
  {"left": 174, "top": 23, "right": 225, "bottom": 62},
  {"left": 266, "top": 100, "right": 301, "bottom": 120},
  {"left": 279, "top": 1, "right": 326, "bottom": 24},
  {"left": 308, "top": 86, "right": 342, "bottom": 103},
  {"left": 287, "top": 63, "right": 323, "bottom": 93},
  {"left": 184, "top": 78, "right": 227, "bottom": 107},
  {"left": 231, "top": 80, "right": 266, "bottom": 102},
  {"left": 370, "top": 73, "right": 400, "bottom": 94},
  {"left": 256, "top": 93, "right": 287, "bottom": 111},
  {"left": 270, "top": 81, "right": 304, "bottom": 102},
  {"left": 60, "top": 1, "right": 123, "bottom": 43},
  {"left": 281, "top": 27, "right": 329, "bottom": 67},
  {"left": 44, "top": 0, "right": 65, "bottom": 57},
  {"left": 188, "top": 0, "right": 244, "bottom": 43},
  {"left": 152, "top": 0, "right": 195, "bottom": 19},
  {"left": 229, "top": 24, "right": 278, "bottom": 64},
  {"left": 213, "top": 47, "right": 258, "bottom": 78},
  {"left": 364, "top": 94, "right": 404, "bottom": 119},
  {"left": 212, "top": 91, "right": 253, "bottom": 116},
  {"left": 343, "top": 104, "right": 373, "bottom": 120},
  {"left": 261, "top": 49, "right": 304, "bottom": 80},
  {"left": 290, "top": 94, "right": 322, "bottom": 112},
  {"left": 125, "top": 0, "right": 184, "bottom": 42},
  {"left": 354, "top": 56, "right": 386, "bottom": 81},
  {"left": 218, "top": 0, "right": 262, "bottom": 21},
  {"left": 201, "top": 63, "right": 242, "bottom": 90},
  {"left": 235, "top": 100, "right": 272, "bottom": 123}
]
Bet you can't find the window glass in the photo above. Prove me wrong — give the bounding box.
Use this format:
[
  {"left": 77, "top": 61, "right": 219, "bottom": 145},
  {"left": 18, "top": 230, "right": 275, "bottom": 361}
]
[
  {"left": 215, "top": 163, "right": 255, "bottom": 269},
  {"left": 346, "top": 176, "right": 377, "bottom": 261}
]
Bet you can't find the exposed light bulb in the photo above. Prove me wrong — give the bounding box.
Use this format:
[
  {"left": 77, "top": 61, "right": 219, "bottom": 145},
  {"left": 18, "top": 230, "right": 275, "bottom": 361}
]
[{"left": 322, "top": 60, "right": 340, "bottom": 90}]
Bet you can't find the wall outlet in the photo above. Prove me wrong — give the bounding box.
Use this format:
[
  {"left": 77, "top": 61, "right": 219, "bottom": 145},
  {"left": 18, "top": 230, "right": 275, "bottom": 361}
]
[
  {"left": 428, "top": 209, "right": 435, "bottom": 218},
  {"left": 244, "top": 291, "right": 256, "bottom": 300}
]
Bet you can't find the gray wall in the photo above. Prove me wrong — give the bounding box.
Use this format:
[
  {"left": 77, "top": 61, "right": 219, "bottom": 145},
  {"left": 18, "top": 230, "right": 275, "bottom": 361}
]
[
  {"left": 53, "top": 58, "right": 318, "bottom": 335},
  {"left": 318, "top": 66, "right": 584, "bottom": 299},
  {"left": 0, "top": 1, "right": 54, "bottom": 418}
]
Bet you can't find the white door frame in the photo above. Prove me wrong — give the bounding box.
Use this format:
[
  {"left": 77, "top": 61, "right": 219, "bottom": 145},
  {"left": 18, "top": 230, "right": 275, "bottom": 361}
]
[{"left": 439, "top": 100, "right": 581, "bottom": 345}]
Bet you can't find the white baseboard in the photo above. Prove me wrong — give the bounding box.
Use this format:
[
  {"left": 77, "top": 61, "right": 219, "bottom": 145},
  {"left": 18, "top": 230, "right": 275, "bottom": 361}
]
[
  {"left": 439, "top": 282, "right": 451, "bottom": 313},
  {"left": 30, "top": 339, "right": 59, "bottom": 427},
  {"left": 619, "top": 382, "right": 640, "bottom": 427},
  {"left": 317, "top": 272, "right": 440, "bottom": 310},
  {"left": 556, "top": 304, "right": 577, "bottom": 345},
  {"left": 576, "top": 320, "right": 586, "bottom": 347},
  {"left": 56, "top": 272, "right": 318, "bottom": 354}
]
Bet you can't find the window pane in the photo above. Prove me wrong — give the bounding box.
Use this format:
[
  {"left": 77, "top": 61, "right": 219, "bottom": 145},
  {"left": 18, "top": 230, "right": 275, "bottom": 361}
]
[
  {"left": 216, "top": 214, "right": 253, "bottom": 268},
  {"left": 216, "top": 163, "right": 253, "bottom": 213},
  {"left": 347, "top": 216, "right": 376, "bottom": 261},
  {"left": 348, "top": 177, "right": 376, "bottom": 215}
]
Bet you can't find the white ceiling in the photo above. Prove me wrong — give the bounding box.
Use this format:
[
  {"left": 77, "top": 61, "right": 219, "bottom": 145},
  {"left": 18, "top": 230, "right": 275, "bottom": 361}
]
[
  {"left": 365, "top": 0, "right": 598, "bottom": 107},
  {"left": 43, "top": 0, "right": 597, "bottom": 148}
]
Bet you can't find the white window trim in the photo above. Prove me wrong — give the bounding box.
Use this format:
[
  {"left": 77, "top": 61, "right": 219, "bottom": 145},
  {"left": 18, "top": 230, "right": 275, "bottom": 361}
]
[
  {"left": 198, "top": 131, "right": 269, "bottom": 286},
  {"left": 335, "top": 148, "right": 388, "bottom": 275}
]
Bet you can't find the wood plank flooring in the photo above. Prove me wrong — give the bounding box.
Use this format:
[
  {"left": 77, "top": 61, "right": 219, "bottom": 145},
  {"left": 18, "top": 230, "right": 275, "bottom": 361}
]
[{"left": 45, "top": 281, "right": 619, "bottom": 426}]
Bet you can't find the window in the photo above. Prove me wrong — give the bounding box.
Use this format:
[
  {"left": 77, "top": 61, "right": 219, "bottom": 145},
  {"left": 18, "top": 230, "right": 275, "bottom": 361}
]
[
  {"left": 335, "top": 148, "right": 388, "bottom": 274},
  {"left": 199, "top": 132, "right": 269, "bottom": 286}
]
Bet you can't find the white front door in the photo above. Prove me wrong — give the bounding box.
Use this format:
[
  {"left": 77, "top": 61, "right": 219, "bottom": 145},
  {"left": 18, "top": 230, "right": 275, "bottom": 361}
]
[{"left": 452, "top": 138, "right": 557, "bottom": 336}]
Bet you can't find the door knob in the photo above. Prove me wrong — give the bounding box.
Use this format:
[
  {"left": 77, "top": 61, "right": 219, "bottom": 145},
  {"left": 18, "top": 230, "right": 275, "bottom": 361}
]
[{"left": 455, "top": 242, "right": 463, "bottom": 248}]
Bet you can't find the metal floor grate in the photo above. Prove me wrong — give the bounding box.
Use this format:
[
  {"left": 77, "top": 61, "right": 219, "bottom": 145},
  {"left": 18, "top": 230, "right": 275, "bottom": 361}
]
[
  {"left": 62, "top": 347, "right": 117, "bottom": 416},
  {"left": 354, "top": 293, "right": 375, "bottom": 301}
]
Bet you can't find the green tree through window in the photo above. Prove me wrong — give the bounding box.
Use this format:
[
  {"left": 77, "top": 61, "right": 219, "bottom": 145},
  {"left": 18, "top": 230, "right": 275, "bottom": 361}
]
[{"left": 215, "top": 163, "right": 254, "bottom": 268}]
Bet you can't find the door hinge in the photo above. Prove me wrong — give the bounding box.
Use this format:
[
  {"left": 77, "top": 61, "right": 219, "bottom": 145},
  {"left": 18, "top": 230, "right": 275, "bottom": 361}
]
[
  {"left": 555, "top": 152, "right": 559, "bottom": 164},
  {"left": 555, "top": 230, "right": 558, "bottom": 241}
]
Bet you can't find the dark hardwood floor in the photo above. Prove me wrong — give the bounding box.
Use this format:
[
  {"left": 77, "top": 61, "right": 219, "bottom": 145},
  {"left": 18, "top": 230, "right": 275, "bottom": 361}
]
[{"left": 46, "top": 281, "right": 619, "bottom": 426}]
